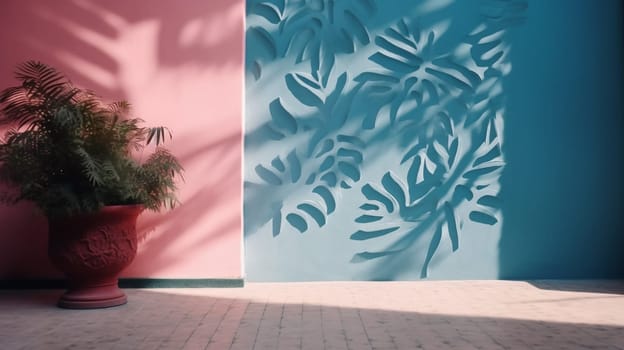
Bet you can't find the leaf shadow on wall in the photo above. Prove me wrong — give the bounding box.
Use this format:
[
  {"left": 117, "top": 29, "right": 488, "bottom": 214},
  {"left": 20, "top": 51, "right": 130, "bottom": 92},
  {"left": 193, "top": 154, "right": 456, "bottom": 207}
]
[
  {"left": 1, "top": 0, "right": 243, "bottom": 99},
  {"left": 128, "top": 132, "right": 242, "bottom": 276},
  {"left": 0, "top": 0, "right": 244, "bottom": 278}
]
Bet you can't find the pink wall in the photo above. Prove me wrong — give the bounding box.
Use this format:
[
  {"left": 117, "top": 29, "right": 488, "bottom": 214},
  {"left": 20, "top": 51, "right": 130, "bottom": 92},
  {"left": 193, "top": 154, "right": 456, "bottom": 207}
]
[{"left": 0, "top": 0, "right": 244, "bottom": 279}]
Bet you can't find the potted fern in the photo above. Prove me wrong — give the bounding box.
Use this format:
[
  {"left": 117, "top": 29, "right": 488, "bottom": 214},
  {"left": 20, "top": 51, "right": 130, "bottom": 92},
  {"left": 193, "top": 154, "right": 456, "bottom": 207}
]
[{"left": 0, "top": 61, "right": 183, "bottom": 309}]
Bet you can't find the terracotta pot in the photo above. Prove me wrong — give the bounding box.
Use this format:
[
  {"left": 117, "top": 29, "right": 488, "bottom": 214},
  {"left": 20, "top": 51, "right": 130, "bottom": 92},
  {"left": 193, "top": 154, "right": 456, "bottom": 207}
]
[{"left": 48, "top": 205, "right": 143, "bottom": 309}]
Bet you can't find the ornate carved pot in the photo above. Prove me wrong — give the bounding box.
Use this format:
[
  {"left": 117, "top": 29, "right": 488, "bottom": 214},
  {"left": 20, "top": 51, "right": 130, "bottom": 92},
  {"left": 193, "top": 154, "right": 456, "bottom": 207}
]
[{"left": 48, "top": 205, "right": 143, "bottom": 309}]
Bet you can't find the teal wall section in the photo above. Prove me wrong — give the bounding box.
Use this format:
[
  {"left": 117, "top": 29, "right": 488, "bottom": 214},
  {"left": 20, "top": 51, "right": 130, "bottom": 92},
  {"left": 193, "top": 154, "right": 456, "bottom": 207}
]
[
  {"left": 244, "top": 0, "right": 623, "bottom": 281},
  {"left": 499, "top": 0, "right": 624, "bottom": 279}
]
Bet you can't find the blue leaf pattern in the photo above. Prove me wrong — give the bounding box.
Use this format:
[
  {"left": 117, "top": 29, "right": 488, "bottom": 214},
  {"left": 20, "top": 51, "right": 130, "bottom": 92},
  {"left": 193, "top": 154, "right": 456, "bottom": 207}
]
[{"left": 245, "top": 0, "right": 526, "bottom": 279}]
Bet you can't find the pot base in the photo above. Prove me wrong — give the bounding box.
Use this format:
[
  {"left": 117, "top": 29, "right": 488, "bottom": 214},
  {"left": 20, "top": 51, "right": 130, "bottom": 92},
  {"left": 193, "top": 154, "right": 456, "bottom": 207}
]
[
  {"left": 58, "top": 282, "right": 127, "bottom": 309},
  {"left": 48, "top": 205, "right": 143, "bottom": 309}
]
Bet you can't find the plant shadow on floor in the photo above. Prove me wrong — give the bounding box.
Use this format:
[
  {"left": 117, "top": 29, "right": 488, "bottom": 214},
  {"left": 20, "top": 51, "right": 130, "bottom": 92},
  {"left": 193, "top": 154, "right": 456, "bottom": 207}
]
[
  {"left": 528, "top": 280, "right": 624, "bottom": 296},
  {"left": 0, "top": 288, "right": 623, "bottom": 349}
]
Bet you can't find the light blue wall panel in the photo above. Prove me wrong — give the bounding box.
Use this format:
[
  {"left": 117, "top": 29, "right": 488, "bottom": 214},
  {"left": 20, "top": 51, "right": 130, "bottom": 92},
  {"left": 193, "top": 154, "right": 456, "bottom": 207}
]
[{"left": 244, "top": 0, "right": 623, "bottom": 281}]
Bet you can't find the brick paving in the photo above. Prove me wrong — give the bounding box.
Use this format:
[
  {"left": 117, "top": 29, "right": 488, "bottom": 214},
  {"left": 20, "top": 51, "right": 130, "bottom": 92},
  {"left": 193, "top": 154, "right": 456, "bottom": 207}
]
[{"left": 0, "top": 280, "right": 623, "bottom": 349}]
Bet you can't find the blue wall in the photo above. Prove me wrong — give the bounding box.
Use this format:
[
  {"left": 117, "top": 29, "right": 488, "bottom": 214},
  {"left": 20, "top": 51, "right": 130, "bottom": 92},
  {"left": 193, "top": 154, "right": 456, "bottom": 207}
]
[
  {"left": 499, "top": 0, "right": 624, "bottom": 279},
  {"left": 244, "top": 0, "right": 624, "bottom": 281}
]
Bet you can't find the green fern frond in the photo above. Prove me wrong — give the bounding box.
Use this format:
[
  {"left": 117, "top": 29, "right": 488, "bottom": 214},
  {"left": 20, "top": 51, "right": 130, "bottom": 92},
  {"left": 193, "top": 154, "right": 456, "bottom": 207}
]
[
  {"left": 0, "top": 61, "right": 184, "bottom": 217},
  {"left": 74, "top": 147, "right": 104, "bottom": 186},
  {"left": 107, "top": 101, "right": 131, "bottom": 116},
  {"left": 146, "top": 127, "right": 173, "bottom": 146}
]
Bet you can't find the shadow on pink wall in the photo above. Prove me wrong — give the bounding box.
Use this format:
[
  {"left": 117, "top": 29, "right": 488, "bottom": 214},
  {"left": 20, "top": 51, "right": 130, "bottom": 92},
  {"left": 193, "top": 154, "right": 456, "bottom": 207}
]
[{"left": 0, "top": 0, "right": 243, "bottom": 279}]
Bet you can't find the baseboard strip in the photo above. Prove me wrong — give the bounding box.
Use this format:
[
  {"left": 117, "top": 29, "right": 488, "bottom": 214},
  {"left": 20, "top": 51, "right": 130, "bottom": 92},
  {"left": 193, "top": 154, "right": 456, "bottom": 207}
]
[{"left": 0, "top": 278, "right": 244, "bottom": 289}]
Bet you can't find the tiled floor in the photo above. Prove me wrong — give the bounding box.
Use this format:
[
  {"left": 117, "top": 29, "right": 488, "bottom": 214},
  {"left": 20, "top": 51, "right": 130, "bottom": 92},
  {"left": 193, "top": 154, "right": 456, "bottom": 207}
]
[{"left": 0, "top": 280, "right": 623, "bottom": 349}]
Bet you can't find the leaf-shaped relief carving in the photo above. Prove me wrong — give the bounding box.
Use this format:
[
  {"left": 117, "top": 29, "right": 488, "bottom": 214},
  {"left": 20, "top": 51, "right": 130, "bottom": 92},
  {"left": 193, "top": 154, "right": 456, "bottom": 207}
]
[
  {"left": 350, "top": 84, "right": 508, "bottom": 278},
  {"left": 246, "top": 0, "right": 377, "bottom": 80},
  {"left": 248, "top": 0, "right": 286, "bottom": 24},
  {"left": 245, "top": 0, "right": 528, "bottom": 281},
  {"left": 355, "top": 18, "right": 487, "bottom": 130},
  {"left": 248, "top": 127, "right": 366, "bottom": 236}
]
